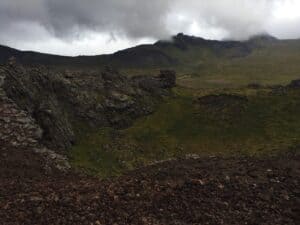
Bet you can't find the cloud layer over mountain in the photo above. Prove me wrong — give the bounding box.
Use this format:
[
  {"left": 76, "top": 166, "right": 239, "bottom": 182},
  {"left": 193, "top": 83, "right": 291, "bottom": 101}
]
[{"left": 0, "top": 0, "right": 299, "bottom": 55}]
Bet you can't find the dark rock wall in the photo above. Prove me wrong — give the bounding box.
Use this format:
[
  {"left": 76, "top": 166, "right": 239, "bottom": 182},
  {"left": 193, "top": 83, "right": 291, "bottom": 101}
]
[
  {"left": 0, "top": 66, "right": 70, "bottom": 173},
  {"left": 1, "top": 64, "right": 176, "bottom": 152}
]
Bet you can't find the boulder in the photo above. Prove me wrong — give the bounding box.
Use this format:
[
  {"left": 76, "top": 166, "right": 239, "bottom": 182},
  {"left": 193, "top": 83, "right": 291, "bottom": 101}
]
[
  {"left": 157, "top": 70, "right": 176, "bottom": 88},
  {"left": 288, "top": 79, "right": 300, "bottom": 89}
]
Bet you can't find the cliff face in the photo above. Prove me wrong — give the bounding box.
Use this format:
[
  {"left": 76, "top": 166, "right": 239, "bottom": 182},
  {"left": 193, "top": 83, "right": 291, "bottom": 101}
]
[
  {"left": 1, "top": 64, "right": 175, "bottom": 152},
  {"left": 0, "top": 66, "right": 70, "bottom": 175}
]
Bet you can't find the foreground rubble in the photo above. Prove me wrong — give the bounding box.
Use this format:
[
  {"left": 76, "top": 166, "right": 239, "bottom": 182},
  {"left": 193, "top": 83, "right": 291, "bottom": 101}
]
[{"left": 0, "top": 155, "right": 299, "bottom": 225}]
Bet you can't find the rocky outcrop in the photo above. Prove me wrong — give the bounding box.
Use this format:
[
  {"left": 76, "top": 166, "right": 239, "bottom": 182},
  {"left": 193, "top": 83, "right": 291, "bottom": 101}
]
[
  {"left": 0, "top": 88, "right": 41, "bottom": 150},
  {"left": 132, "top": 70, "right": 175, "bottom": 94},
  {"left": 288, "top": 79, "right": 300, "bottom": 89},
  {"left": 269, "top": 79, "right": 300, "bottom": 95},
  {"left": 1, "top": 65, "right": 75, "bottom": 150},
  {"left": 1, "top": 64, "right": 176, "bottom": 152},
  {"left": 0, "top": 67, "right": 70, "bottom": 173}
]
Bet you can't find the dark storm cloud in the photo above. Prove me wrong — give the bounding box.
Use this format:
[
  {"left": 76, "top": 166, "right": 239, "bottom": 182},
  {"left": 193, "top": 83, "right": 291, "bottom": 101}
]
[
  {"left": 0, "top": 0, "right": 172, "bottom": 40},
  {"left": 0, "top": 0, "right": 299, "bottom": 55},
  {"left": 0, "top": 0, "right": 278, "bottom": 40},
  {"left": 47, "top": 0, "right": 172, "bottom": 39}
]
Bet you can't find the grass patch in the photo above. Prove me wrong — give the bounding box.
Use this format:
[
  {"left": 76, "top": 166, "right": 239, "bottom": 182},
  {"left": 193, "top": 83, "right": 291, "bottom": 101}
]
[{"left": 70, "top": 87, "right": 300, "bottom": 177}]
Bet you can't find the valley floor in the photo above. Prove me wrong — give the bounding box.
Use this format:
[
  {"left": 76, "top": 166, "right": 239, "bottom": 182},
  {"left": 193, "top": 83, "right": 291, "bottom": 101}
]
[{"left": 0, "top": 153, "right": 299, "bottom": 225}]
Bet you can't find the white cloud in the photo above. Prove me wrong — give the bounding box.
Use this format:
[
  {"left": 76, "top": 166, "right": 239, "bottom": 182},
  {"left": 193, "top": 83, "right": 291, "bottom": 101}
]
[{"left": 0, "top": 0, "right": 299, "bottom": 55}]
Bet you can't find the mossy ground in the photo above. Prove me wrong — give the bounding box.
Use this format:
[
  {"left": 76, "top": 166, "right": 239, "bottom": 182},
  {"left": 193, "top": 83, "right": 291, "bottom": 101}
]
[{"left": 70, "top": 86, "right": 300, "bottom": 177}]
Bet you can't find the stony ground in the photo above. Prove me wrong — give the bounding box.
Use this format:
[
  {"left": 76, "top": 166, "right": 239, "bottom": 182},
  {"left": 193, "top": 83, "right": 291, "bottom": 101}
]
[{"left": 0, "top": 154, "right": 299, "bottom": 225}]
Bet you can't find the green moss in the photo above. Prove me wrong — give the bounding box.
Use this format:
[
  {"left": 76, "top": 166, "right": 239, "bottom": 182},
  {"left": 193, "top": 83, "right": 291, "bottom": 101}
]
[{"left": 70, "top": 128, "right": 118, "bottom": 176}]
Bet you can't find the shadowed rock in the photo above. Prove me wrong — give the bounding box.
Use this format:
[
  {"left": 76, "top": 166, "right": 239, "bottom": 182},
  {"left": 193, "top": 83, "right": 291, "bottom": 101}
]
[
  {"left": 1, "top": 64, "right": 176, "bottom": 152},
  {"left": 288, "top": 79, "right": 300, "bottom": 89}
]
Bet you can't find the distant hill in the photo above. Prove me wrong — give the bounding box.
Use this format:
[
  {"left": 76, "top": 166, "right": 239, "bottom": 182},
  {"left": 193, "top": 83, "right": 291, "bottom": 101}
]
[
  {"left": 1, "top": 33, "right": 300, "bottom": 87},
  {"left": 0, "top": 45, "right": 108, "bottom": 69},
  {"left": 0, "top": 33, "right": 285, "bottom": 68}
]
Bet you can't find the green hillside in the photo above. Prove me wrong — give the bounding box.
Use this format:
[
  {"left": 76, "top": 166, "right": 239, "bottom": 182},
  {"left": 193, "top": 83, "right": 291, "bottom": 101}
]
[
  {"left": 174, "top": 40, "right": 300, "bottom": 88},
  {"left": 1, "top": 34, "right": 300, "bottom": 88},
  {"left": 122, "top": 36, "right": 300, "bottom": 88}
]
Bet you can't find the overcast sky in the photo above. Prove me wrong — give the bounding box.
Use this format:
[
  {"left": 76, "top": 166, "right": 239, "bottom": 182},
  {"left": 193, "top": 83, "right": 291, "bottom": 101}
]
[{"left": 0, "top": 0, "right": 300, "bottom": 56}]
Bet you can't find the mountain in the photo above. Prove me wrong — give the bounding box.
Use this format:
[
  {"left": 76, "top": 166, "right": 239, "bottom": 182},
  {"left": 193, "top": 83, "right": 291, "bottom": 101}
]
[
  {"left": 0, "top": 45, "right": 106, "bottom": 69},
  {"left": 0, "top": 33, "right": 292, "bottom": 67}
]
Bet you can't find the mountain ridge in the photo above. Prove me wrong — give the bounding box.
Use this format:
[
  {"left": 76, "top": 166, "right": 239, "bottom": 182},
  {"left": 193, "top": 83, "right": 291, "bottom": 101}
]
[
  {"left": 1, "top": 33, "right": 300, "bottom": 89},
  {"left": 0, "top": 33, "right": 282, "bottom": 58},
  {"left": 0, "top": 33, "right": 295, "bottom": 68}
]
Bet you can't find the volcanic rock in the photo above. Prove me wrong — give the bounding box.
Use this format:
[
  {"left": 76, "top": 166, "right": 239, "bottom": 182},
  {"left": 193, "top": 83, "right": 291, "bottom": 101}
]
[{"left": 1, "top": 64, "right": 176, "bottom": 152}]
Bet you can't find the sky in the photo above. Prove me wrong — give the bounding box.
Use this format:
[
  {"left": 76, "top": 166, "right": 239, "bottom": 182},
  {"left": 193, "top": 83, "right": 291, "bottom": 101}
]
[{"left": 0, "top": 0, "right": 300, "bottom": 56}]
